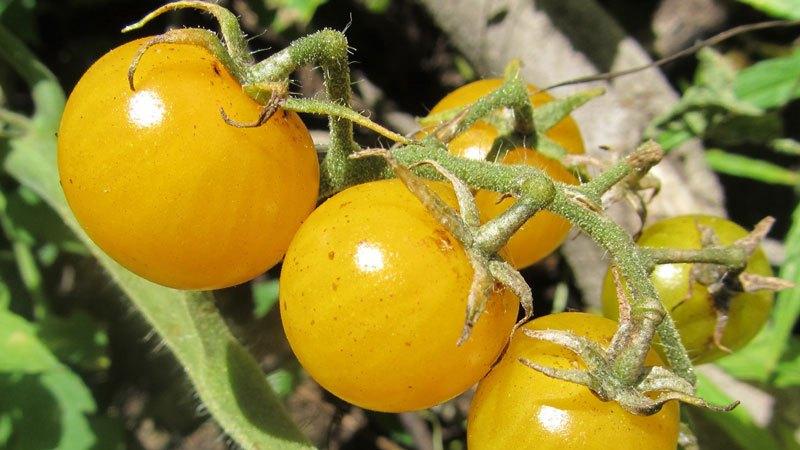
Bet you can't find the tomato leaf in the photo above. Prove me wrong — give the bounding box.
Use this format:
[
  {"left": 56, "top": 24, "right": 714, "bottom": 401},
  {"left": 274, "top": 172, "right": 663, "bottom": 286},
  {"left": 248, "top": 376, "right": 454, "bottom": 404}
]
[
  {"left": 705, "top": 149, "right": 799, "bottom": 186},
  {"left": 0, "top": 309, "right": 59, "bottom": 373},
  {"left": 0, "top": 306, "right": 121, "bottom": 450},
  {"left": 252, "top": 277, "right": 280, "bottom": 319},
  {"left": 732, "top": 0, "right": 800, "bottom": 19},
  {"left": 256, "top": 0, "right": 329, "bottom": 32},
  {"left": 0, "top": 24, "right": 314, "bottom": 450},
  {"left": 648, "top": 48, "right": 765, "bottom": 151},
  {"left": 0, "top": 371, "right": 100, "bottom": 450},
  {"left": 772, "top": 338, "right": 800, "bottom": 388},
  {"left": 734, "top": 49, "right": 800, "bottom": 109},
  {"left": 694, "top": 372, "right": 783, "bottom": 450},
  {"left": 36, "top": 312, "right": 110, "bottom": 372}
]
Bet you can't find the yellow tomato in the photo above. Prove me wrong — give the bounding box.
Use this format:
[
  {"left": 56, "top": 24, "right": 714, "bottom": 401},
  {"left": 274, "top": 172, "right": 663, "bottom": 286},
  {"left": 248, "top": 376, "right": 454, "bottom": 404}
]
[
  {"left": 428, "top": 79, "right": 584, "bottom": 269},
  {"left": 58, "top": 39, "right": 319, "bottom": 289},
  {"left": 280, "top": 179, "right": 518, "bottom": 412},
  {"left": 468, "top": 312, "right": 680, "bottom": 450}
]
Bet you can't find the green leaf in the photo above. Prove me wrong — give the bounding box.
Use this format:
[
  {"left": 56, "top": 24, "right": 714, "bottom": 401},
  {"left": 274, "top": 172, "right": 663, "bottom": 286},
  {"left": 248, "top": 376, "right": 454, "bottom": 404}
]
[
  {"left": 734, "top": 49, "right": 800, "bottom": 109},
  {"left": 705, "top": 149, "right": 799, "bottom": 186},
  {"left": 533, "top": 87, "right": 604, "bottom": 134},
  {"left": 0, "top": 25, "right": 313, "bottom": 450},
  {"left": 266, "top": 367, "right": 298, "bottom": 399},
  {"left": 265, "top": 0, "right": 329, "bottom": 32},
  {"left": 733, "top": 0, "right": 800, "bottom": 18},
  {"left": 0, "top": 413, "right": 11, "bottom": 447},
  {"left": 0, "top": 279, "right": 10, "bottom": 310},
  {"left": 718, "top": 200, "right": 800, "bottom": 381},
  {"left": 0, "top": 309, "right": 60, "bottom": 373},
  {"left": 694, "top": 48, "right": 739, "bottom": 92},
  {"left": 36, "top": 312, "right": 110, "bottom": 372},
  {"left": 648, "top": 48, "right": 766, "bottom": 151},
  {"left": 0, "top": 0, "right": 38, "bottom": 44},
  {"left": 360, "top": 0, "right": 391, "bottom": 13},
  {"left": 695, "top": 372, "right": 783, "bottom": 450},
  {"left": 772, "top": 338, "right": 800, "bottom": 388},
  {"left": 772, "top": 138, "right": 800, "bottom": 156},
  {"left": 252, "top": 278, "right": 280, "bottom": 319},
  {"left": 0, "top": 370, "right": 98, "bottom": 450},
  {"left": 704, "top": 112, "right": 783, "bottom": 146},
  {"left": 5, "top": 186, "right": 86, "bottom": 257}
]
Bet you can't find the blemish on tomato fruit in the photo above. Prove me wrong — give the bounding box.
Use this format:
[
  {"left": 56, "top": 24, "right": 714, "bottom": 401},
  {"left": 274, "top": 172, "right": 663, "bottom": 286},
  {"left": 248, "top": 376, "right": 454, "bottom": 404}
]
[
  {"left": 332, "top": 282, "right": 338, "bottom": 291},
  {"left": 212, "top": 63, "right": 221, "bottom": 76},
  {"left": 328, "top": 251, "right": 335, "bottom": 260},
  {"left": 432, "top": 228, "right": 454, "bottom": 253}
]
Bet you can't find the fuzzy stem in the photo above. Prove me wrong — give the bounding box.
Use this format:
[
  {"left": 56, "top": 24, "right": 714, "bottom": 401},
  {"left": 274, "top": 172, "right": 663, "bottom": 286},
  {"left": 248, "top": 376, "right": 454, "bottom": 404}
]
[
  {"left": 283, "top": 98, "right": 410, "bottom": 144},
  {"left": 122, "top": 1, "right": 253, "bottom": 68},
  {"left": 581, "top": 140, "right": 664, "bottom": 199},
  {"left": 547, "top": 190, "right": 693, "bottom": 383},
  {"left": 475, "top": 180, "right": 555, "bottom": 254},
  {"left": 249, "top": 30, "right": 363, "bottom": 194},
  {"left": 391, "top": 144, "right": 552, "bottom": 193},
  {"left": 442, "top": 77, "right": 533, "bottom": 143},
  {"left": 642, "top": 247, "right": 749, "bottom": 271}
]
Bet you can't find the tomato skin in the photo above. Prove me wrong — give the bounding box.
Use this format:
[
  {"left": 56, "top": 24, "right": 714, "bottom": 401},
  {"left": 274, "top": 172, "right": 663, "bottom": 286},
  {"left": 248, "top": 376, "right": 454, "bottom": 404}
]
[
  {"left": 279, "top": 179, "right": 518, "bottom": 412},
  {"left": 429, "top": 79, "right": 584, "bottom": 269},
  {"left": 58, "top": 39, "right": 319, "bottom": 290},
  {"left": 601, "top": 215, "right": 774, "bottom": 364},
  {"left": 467, "top": 312, "right": 680, "bottom": 450}
]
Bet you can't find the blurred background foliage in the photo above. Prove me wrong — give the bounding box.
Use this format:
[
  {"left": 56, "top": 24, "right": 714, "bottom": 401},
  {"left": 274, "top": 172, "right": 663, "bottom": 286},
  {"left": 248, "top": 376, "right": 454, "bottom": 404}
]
[{"left": 0, "top": 0, "right": 798, "bottom": 449}]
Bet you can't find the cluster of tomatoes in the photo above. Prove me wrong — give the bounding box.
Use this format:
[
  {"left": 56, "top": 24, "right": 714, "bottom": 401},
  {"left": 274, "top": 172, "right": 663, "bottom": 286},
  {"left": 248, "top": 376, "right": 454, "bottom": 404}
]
[{"left": 57, "top": 39, "right": 773, "bottom": 449}]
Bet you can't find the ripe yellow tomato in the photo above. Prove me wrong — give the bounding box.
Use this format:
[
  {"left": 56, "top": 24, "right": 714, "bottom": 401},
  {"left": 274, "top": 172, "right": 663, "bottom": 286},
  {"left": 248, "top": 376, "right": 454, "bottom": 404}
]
[
  {"left": 601, "top": 215, "right": 774, "bottom": 364},
  {"left": 279, "top": 179, "right": 518, "bottom": 412},
  {"left": 467, "top": 312, "right": 680, "bottom": 450},
  {"left": 428, "top": 79, "right": 584, "bottom": 269},
  {"left": 58, "top": 39, "right": 319, "bottom": 290}
]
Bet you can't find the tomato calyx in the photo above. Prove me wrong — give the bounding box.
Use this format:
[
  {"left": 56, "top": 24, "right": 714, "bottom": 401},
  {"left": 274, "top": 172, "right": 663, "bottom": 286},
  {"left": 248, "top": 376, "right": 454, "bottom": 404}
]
[
  {"left": 522, "top": 268, "right": 736, "bottom": 415},
  {"left": 520, "top": 325, "right": 738, "bottom": 415},
  {"left": 221, "top": 83, "right": 289, "bottom": 128}
]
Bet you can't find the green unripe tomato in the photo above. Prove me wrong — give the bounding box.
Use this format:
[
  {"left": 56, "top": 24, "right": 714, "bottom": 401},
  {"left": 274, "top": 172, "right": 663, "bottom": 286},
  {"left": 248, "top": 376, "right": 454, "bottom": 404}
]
[{"left": 601, "top": 215, "right": 774, "bottom": 364}]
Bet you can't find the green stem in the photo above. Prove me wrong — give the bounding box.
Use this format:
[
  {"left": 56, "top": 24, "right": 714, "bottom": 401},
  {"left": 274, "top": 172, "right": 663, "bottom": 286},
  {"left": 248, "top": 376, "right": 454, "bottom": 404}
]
[
  {"left": 284, "top": 98, "right": 409, "bottom": 144},
  {"left": 475, "top": 182, "right": 554, "bottom": 254},
  {"left": 250, "top": 30, "right": 360, "bottom": 194},
  {"left": 642, "top": 247, "right": 749, "bottom": 271},
  {"left": 580, "top": 140, "right": 664, "bottom": 199},
  {"left": 547, "top": 191, "right": 693, "bottom": 383},
  {"left": 443, "top": 77, "right": 533, "bottom": 142},
  {"left": 122, "top": 1, "right": 254, "bottom": 68}
]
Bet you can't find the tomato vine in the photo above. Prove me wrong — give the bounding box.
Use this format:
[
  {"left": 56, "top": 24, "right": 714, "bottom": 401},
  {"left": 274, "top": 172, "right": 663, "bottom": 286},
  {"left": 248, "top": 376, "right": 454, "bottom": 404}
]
[{"left": 113, "top": 0, "right": 795, "bottom": 417}]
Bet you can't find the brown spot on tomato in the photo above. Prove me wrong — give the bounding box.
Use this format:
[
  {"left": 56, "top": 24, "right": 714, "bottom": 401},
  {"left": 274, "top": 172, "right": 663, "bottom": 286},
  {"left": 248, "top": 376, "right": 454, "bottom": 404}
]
[
  {"left": 433, "top": 228, "right": 455, "bottom": 253},
  {"left": 212, "top": 63, "right": 221, "bottom": 76},
  {"left": 328, "top": 251, "right": 335, "bottom": 260}
]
